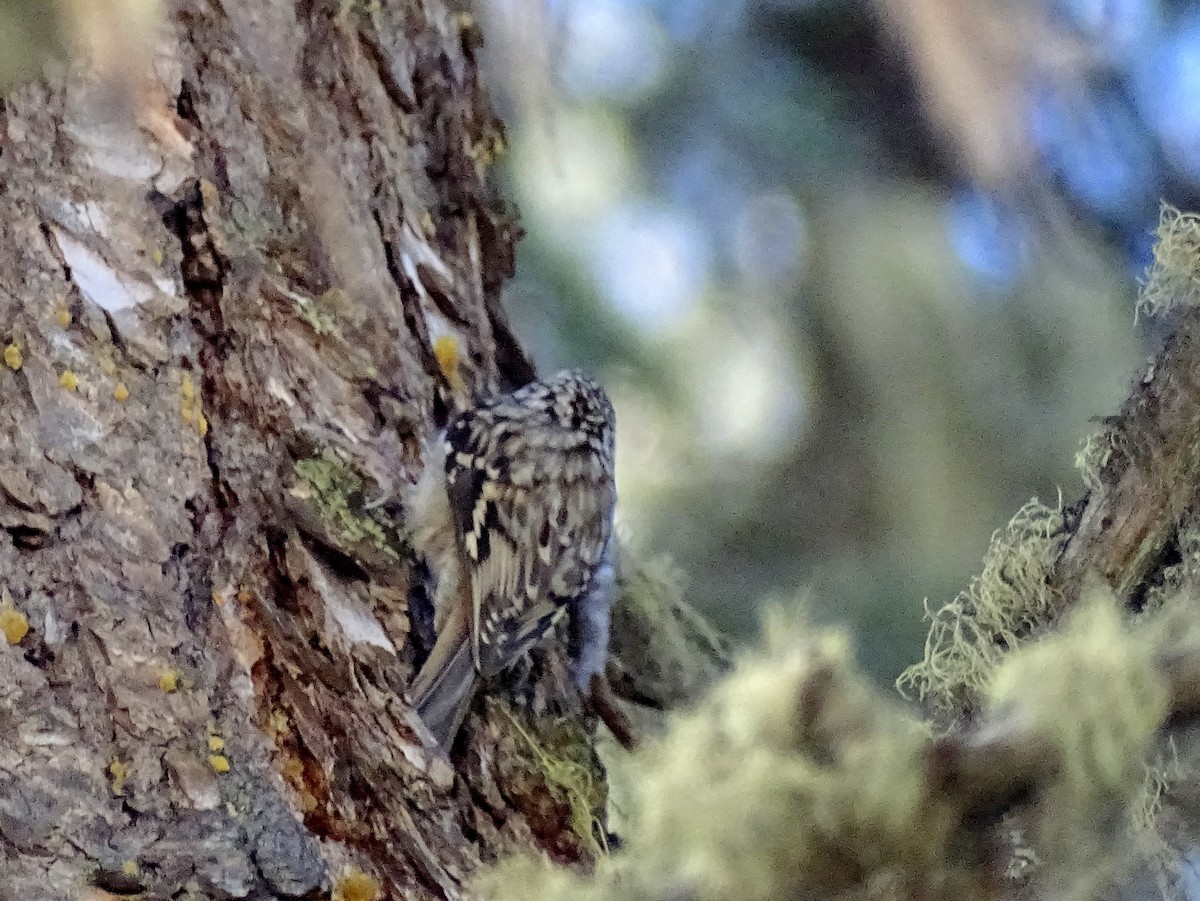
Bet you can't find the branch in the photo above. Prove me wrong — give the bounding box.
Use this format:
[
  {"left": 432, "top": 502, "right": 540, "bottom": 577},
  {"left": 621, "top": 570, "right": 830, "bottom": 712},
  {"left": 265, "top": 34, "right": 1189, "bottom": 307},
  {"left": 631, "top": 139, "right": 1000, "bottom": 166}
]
[{"left": 1054, "top": 307, "right": 1200, "bottom": 609}]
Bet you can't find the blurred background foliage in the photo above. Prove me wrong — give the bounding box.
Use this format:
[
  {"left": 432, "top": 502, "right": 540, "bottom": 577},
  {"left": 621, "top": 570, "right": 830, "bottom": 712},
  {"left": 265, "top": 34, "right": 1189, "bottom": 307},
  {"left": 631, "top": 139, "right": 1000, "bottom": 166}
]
[{"left": 475, "top": 0, "right": 1199, "bottom": 681}]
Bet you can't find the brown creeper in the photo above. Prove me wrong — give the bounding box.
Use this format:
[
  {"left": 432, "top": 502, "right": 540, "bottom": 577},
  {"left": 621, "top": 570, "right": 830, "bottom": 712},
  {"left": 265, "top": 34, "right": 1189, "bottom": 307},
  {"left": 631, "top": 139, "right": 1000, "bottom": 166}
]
[{"left": 405, "top": 370, "right": 617, "bottom": 749}]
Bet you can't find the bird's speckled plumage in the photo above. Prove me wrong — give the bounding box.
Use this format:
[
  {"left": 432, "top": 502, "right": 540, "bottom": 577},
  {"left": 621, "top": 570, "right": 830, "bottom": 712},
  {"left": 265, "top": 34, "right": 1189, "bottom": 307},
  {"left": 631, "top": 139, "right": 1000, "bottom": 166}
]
[{"left": 407, "top": 370, "right": 617, "bottom": 748}]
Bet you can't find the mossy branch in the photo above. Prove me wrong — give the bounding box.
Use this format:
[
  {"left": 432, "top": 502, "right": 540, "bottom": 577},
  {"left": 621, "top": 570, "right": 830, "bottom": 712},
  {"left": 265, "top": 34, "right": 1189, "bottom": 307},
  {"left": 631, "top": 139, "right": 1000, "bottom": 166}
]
[
  {"left": 905, "top": 209, "right": 1200, "bottom": 722},
  {"left": 481, "top": 594, "right": 1200, "bottom": 900}
]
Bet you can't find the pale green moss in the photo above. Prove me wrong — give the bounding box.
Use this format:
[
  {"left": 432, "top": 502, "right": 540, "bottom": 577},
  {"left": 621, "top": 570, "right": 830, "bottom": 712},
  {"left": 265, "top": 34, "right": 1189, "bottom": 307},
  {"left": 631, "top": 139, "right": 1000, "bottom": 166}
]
[
  {"left": 477, "top": 856, "right": 613, "bottom": 901},
  {"left": 897, "top": 498, "right": 1066, "bottom": 716},
  {"left": 987, "top": 593, "right": 1169, "bottom": 893},
  {"left": 1138, "top": 204, "right": 1200, "bottom": 317},
  {"left": 479, "top": 614, "right": 969, "bottom": 901},
  {"left": 479, "top": 599, "right": 1185, "bottom": 901},
  {"left": 292, "top": 292, "right": 340, "bottom": 337},
  {"left": 1075, "top": 427, "right": 1122, "bottom": 493},
  {"left": 498, "top": 704, "right": 607, "bottom": 856},
  {"left": 293, "top": 454, "right": 399, "bottom": 560}
]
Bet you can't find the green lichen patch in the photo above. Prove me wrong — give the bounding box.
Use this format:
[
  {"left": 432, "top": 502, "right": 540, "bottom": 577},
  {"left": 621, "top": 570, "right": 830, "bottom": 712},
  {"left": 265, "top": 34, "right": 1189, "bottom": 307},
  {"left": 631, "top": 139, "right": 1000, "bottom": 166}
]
[
  {"left": 292, "top": 453, "right": 400, "bottom": 561},
  {"left": 291, "top": 291, "right": 341, "bottom": 338}
]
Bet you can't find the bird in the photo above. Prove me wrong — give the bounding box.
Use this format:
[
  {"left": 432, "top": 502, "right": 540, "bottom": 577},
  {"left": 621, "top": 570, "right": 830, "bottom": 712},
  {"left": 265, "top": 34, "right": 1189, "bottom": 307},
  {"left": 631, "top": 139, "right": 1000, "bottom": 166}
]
[{"left": 404, "top": 369, "right": 617, "bottom": 749}]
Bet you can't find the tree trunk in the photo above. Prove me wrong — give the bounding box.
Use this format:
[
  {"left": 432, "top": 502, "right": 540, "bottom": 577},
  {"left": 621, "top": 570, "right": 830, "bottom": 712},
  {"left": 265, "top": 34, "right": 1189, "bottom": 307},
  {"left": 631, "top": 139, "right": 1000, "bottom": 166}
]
[{"left": 0, "top": 2, "right": 620, "bottom": 898}]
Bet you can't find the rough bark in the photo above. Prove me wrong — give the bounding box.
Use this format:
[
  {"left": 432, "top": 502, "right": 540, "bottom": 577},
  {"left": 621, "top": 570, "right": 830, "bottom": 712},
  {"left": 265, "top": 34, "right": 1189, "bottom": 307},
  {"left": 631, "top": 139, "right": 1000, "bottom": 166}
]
[
  {"left": 0, "top": 2, "right": 628, "bottom": 898},
  {"left": 1053, "top": 309, "right": 1200, "bottom": 611}
]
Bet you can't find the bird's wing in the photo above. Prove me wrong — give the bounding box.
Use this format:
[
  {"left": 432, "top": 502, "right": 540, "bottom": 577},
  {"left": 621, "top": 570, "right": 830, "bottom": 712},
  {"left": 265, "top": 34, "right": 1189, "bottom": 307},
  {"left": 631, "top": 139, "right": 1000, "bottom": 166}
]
[{"left": 448, "top": 456, "right": 615, "bottom": 678}]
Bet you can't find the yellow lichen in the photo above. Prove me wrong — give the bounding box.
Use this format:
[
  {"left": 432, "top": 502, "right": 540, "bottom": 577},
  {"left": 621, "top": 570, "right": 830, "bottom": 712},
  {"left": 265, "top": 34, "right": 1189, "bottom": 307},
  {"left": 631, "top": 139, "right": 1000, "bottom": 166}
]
[
  {"left": 281, "top": 755, "right": 304, "bottom": 782},
  {"left": 333, "top": 869, "right": 381, "bottom": 901},
  {"left": 3, "top": 344, "right": 21, "bottom": 371},
  {"left": 433, "top": 333, "right": 466, "bottom": 392},
  {"left": 59, "top": 370, "right": 78, "bottom": 391},
  {"left": 208, "top": 734, "right": 225, "bottom": 753},
  {"left": 113, "top": 382, "right": 130, "bottom": 402},
  {"left": 209, "top": 754, "right": 230, "bottom": 774},
  {"left": 268, "top": 709, "right": 291, "bottom": 739},
  {"left": 279, "top": 753, "right": 318, "bottom": 812},
  {"left": 121, "top": 860, "right": 139, "bottom": 878},
  {"left": 0, "top": 607, "right": 28, "bottom": 644},
  {"left": 180, "top": 372, "right": 208, "bottom": 433},
  {"left": 158, "top": 668, "right": 180, "bottom": 693},
  {"left": 199, "top": 177, "right": 221, "bottom": 213},
  {"left": 54, "top": 307, "right": 70, "bottom": 327},
  {"left": 109, "top": 759, "right": 128, "bottom": 794}
]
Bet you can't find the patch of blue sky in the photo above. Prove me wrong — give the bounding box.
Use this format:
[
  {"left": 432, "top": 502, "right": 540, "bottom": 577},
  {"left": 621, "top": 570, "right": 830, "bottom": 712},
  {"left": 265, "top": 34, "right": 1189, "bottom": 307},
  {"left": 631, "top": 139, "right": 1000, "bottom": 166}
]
[
  {"left": 1030, "top": 86, "right": 1158, "bottom": 224},
  {"left": 559, "top": 0, "right": 669, "bottom": 103},
  {"left": 1134, "top": 17, "right": 1200, "bottom": 184},
  {"left": 946, "top": 189, "right": 1030, "bottom": 291},
  {"left": 590, "top": 204, "right": 710, "bottom": 330},
  {"left": 1050, "top": 0, "right": 1162, "bottom": 63}
]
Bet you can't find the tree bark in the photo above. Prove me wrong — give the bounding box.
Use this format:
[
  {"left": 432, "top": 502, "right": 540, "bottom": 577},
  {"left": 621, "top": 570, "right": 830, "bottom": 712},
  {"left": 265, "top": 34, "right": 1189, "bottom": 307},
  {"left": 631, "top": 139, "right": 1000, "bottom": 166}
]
[{"left": 0, "top": 2, "right": 621, "bottom": 898}]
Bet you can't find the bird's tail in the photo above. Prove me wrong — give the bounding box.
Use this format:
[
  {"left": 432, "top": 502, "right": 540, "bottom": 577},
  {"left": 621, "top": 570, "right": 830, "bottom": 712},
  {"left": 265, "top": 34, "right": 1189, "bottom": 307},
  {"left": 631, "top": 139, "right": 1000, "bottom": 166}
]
[{"left": 408, "top": 627, "right": 479, "bottom": 750}]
